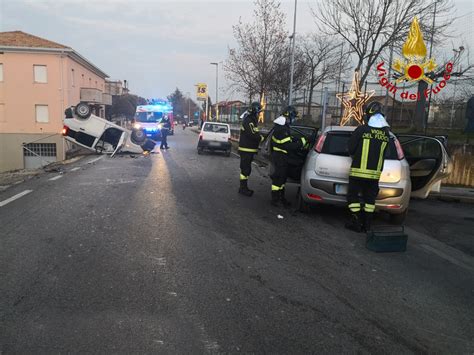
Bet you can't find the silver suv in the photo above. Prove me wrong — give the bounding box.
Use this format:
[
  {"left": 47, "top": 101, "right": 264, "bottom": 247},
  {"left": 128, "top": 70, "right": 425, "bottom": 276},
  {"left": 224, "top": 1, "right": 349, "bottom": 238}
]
[{"left": 259, "top": 125, "right": 452, "bottom": 224}]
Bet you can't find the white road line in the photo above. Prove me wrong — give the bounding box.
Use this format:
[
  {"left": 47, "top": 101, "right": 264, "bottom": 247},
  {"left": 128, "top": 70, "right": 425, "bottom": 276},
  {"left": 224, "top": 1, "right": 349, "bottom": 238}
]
[
  {"left": 49, "top": 175, "right": 63, "bottom": 181},
  {"left": 88, "top": 156, "right": 103, "bottom": 164},
  {"left": 0, "top": 190, "right": 33, "bottom": 207},
  {"left": 70, "top": 167, "right": 81, "bottom": 172}
]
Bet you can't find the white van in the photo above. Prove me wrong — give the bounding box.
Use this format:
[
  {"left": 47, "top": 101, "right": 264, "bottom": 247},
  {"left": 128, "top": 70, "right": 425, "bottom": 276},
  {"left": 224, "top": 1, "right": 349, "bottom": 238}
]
[
  {"left": 197, "top": 122, "right": 232, "bottom": 156},
  {"left": 63, "top": 102, "right": 156, "bottom": 156}
]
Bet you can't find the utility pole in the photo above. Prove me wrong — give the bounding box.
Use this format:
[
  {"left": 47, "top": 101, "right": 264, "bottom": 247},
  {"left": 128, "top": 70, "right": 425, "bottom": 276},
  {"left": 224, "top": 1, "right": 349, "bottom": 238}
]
[
  {"left": 425, "top": 0, "right": 438, "bottom": 134},
  {"left": 288, "top": 0, "right": 297, "bottom": 105},
  {"left": 321, "top": 87, "right": 328, "bottom": 130},
  {"left": 210, "top": 62, "right": 219, "bottom": 120}
]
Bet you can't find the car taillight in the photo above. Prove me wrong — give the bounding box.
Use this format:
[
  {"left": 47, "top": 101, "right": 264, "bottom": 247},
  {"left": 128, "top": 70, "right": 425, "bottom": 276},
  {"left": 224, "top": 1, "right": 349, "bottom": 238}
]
[
  {"left": 199, "top": 134, "right": 203, "bottom": 140},
  {"left": 61, "top": 125, "right": 69, "bottom": 136},
  {"left": 386, "top": 204, "right": 402, "bottom": 209},
  {"left": 307, "top": 193, "right": 323, "bottom": 201},
  {"left": 394, "top": 138, "right": 405, "bottom": 160},
  {"left": 314, "top": 134, "right": 326, "bottom": 153}
]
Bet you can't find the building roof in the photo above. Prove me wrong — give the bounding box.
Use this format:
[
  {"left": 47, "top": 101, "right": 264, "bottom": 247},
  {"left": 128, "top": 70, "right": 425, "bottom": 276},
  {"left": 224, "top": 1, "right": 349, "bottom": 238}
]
[
  {"left": 0, "top": 30, "right": 108, "bottom": 78},
  {"left": 0, "top": 31, "right": 70, "bottom": 49}
]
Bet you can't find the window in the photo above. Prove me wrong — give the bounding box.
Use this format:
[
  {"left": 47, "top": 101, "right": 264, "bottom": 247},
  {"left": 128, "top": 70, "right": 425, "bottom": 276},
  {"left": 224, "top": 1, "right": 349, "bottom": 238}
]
[
  {"left": 322, "top": 131, "right": 397, "bottom": 159},
  {"left": 33, "top": 65, "right": 47, "bottom": 83},
  {"left": 23, "top": 143, "right": 57, "bottom": 157},
  {"left": 71, "top": 69, "right": 75, "bottom": 87},
  {"left": 35, "top": 105, "right": 49, "bottom": 123},
  {"left": 203, "top": 123, "right": 229, "bottom": 133},
  {"left": 89, "top": 78, "right": 92, "bottom": 87},
  {"left": 0, "top": 63, "right": 3, "bottom": 81},
  {"left": 95, "top": 80, "right": 97, "bottom": 88},
  {"left": 81, "top": 74, "right": 85, "bottom": 85}
]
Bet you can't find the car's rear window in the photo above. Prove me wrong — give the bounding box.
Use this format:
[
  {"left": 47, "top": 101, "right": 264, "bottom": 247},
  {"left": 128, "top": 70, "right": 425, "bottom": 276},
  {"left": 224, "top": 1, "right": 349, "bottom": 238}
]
[
  {"left": 321, "top": 131, "right": 398, "bottom": 159},
  {"left": 203, "top": 123, "right": 229, "bottom": 133}
]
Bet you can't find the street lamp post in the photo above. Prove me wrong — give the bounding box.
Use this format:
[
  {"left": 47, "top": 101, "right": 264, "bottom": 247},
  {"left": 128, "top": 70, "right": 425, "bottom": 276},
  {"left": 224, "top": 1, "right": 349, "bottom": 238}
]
[
  {"left": 288, "top": 0, "right": 297, "bottom": 106},
  {"left": 210, "top": 62, "right": 219, "bottom": 120},
  {"left": 186, "top": 92, "right": 191, "bottom": 125}
]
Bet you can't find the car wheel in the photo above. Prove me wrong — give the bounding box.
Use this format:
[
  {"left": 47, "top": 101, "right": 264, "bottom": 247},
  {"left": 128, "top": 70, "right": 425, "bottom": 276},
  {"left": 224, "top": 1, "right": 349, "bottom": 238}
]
[
  {"left": 225, "top": 149, "right": 231, "bottom": 157},
  {"left": 131, "top": 129, "right": 147, "bottom": 145},
  {"left": 197, "top": 148, "right": 203, "bottom": 155},
  {"left": 390, "top": 209, "right": 408, "bottom": 225},
  {"left": 297, "top": 190, "right": 310, "bottom": 213},
  {"left": 75, "top": 102, "right": 92, "bottom": 119}
]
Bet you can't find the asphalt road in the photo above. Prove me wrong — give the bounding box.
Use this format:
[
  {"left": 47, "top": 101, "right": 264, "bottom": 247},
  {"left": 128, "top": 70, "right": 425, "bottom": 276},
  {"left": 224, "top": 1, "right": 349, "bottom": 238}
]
[{"left": 1, "top": 128, "right": 473, "bottom": 353}]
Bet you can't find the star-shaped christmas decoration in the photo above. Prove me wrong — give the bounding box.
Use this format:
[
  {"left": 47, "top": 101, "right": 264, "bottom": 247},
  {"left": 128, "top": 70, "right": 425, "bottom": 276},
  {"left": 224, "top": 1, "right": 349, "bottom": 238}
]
[{"left": 336, "top": 70, "right": 374, "bottom": 126}]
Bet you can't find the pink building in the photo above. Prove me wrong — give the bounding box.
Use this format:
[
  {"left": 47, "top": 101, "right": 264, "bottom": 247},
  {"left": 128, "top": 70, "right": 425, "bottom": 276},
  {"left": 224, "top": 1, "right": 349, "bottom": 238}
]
[{"left": 0, "top": 31, "right": 111, "bottom": 172}]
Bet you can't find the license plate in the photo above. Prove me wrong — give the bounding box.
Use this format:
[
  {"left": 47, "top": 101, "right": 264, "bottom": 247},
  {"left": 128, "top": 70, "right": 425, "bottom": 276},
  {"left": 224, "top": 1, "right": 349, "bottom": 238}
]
[
  {"left": 335, "top": 184, "right": 348, "bottom": 195},
  {"left": 209, "top": 142, "right": 220, "bottom": 147}
]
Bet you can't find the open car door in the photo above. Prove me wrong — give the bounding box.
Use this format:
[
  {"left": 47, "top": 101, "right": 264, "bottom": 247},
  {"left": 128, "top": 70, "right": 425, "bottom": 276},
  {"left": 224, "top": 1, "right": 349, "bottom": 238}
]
[
  {"left": 258, "top": 125, "right": 317, "bottom": 182},
  {"left": 396, "top": 134, "right": 452, "bottom": 199},
  {"left": 111, "top": 131, "right": 126, "bottom": 158}
]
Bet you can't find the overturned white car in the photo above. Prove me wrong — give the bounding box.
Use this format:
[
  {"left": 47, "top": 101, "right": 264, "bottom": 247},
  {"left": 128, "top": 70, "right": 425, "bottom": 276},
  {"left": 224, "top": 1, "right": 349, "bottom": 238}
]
[{"left": 62, "top": 102, "right": 156, "bottom": 156}]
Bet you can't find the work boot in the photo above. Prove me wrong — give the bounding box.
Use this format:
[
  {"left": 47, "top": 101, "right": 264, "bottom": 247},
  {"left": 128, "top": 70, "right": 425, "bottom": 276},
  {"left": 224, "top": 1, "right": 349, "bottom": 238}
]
[
  {"left": 345, "top": 212, "right": 363, "bottom": 233},
  {"left": 280, "top": 188, "right": 291, "bottom": 208},
  {"left": 362, "top": 212, "right": 373, "bottom": 233},
  {"left": 238, "top": 180, "right": 254, "bottom": 197},
  {"left": 271, "top": 190, "right": 281, "bottom": 207}
]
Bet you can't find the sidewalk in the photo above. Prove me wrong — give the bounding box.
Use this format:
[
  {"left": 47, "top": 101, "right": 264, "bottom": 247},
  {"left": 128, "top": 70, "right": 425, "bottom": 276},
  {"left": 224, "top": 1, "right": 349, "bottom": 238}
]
[
  {"left": 429, "top": 186, "right": 474, "bottom": 204},
  {"left": 0, "top": 155, "right": 85, "bottom": 191}
]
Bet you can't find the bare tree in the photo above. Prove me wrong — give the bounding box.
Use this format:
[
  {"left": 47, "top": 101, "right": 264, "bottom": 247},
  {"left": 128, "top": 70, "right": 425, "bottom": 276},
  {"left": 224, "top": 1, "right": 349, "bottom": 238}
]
[
  {"left": 300, "top": 34, "right": 350, "bottom": 114},
  {"left": 314, "top": 0, "right": 454, "bottom": 89},
  {"left": 225, "top": 0, "right": 288, "bottom": 101},
  {"left": 268, "top": 42, "right": 307, "bottom": 106}
]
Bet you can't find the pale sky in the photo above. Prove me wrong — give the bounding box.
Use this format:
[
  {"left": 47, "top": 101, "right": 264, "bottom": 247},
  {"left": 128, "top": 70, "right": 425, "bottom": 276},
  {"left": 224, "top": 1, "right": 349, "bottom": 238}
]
[{"left": 1, "top": 0, "right": 473, "bottom": 102}]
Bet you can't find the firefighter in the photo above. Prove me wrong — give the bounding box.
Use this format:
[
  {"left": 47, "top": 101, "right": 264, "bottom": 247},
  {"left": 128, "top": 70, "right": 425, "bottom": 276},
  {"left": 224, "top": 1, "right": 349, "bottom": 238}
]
[
  {"left": 238, "top": 102, "right": 264, "bottom": 196},
  {"left": 345, "top": 101, "right": 390, "bottom": 232},
  {"left": 270, "top": 106, "right": 307, "bottom": 207}
]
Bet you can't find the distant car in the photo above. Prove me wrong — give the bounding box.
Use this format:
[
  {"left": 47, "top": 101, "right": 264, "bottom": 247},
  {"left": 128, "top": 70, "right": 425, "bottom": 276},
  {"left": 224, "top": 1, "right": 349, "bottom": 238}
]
[
  {"left": 197, "top": 122, "right": 232, "bottom": 156},
  {"left": 62, "top": 102, "right": 156, "bottom": 156},
  {"left": 258, "top": 125, "right": 452, "bottom": 224}
]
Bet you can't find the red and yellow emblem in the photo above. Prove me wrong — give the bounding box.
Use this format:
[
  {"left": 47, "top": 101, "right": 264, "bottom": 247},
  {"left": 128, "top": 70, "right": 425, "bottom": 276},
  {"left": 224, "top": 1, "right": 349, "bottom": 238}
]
[{"left": 392, "top": 17, "right": 437, "bottom": 84}]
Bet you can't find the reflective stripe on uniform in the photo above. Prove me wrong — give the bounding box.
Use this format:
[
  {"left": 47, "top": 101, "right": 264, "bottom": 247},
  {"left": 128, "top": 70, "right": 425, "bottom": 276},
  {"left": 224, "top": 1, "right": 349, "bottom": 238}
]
[
  {"left": 349, "top": 168, "right": 381, "bottom": 180},
  {"left": 240, "top": 174, "right": 248, "bottom": 181},
  {"left": 249, "top": 122, "right": 259, "bottom": 134},
  {"left": 238, "top": 147, "right": 258, "bottom": 153},
  {"left": 271, "top": 136, "right": 291, "bottom": 144},
  {"left": 364, "top": 203, "right": 376, "bottom": 213},
  {"left": 360, "top": 138, "right": 370, "bottom": 170},
  {"left": 377, "top": 141, "right": 388, "bottom": 172},
  {"left": 272, "top": 147, "right": 287, "bottom": 154},
  {"left": 272, "top": 184, "right": 283, "bottom": 191},
  {"left": 348, "top": 202, "right": 361, "bottom": 212}
]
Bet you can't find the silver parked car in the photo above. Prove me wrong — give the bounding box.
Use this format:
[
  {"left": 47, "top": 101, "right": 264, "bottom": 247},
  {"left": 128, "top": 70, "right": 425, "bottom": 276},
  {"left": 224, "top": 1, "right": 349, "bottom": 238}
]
[{"left": 259, "top": 125, "right": 452, "bottom": 224}]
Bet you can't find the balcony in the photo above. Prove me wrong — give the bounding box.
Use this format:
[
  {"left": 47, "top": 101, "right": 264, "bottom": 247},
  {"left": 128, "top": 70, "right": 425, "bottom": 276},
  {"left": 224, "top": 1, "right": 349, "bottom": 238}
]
[
  {"left": 80, "top": 88, "right": 104, "bottom": 104},
  {"left": 102, "top": 93, "right": 112, "bottom": 105}
]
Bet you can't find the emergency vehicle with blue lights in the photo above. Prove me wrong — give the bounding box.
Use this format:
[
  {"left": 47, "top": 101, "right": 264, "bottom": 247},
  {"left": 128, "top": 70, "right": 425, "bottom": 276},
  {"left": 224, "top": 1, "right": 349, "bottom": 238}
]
[{"left": 133, "top": 100, "right": 174, "bottom": 140}]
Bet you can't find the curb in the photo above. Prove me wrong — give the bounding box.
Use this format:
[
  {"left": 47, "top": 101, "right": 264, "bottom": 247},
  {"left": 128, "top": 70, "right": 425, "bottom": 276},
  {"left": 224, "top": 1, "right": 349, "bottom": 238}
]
[{"left": 428, "top": 193, "right": 474, "bottom": 204}]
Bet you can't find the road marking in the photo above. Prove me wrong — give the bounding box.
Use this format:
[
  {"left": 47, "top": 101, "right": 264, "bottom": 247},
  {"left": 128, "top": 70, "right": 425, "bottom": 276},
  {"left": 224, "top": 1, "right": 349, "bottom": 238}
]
[
  {"left": 70, "top": 167, "right": 81, "bottom": 172},
  {"left": 49, "top": 175, "right": 63, "bottom": 181},
  {"left": 419, "top": 244, "right": 473, "bottom": 271},
  {"left": 231, "top": 152, "right": 240, "bottom": 158},
  {"left": 0, "top": 190, "right": 33, "bottom": 207},
  {"left": 88, "top": 156, "right": 103, "bottom": 164}
]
